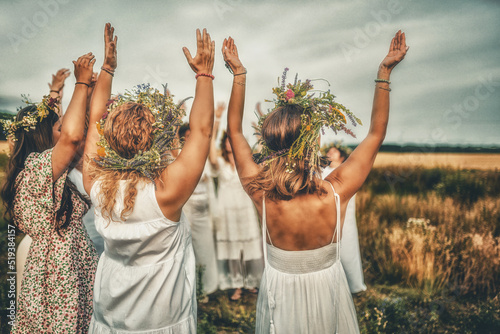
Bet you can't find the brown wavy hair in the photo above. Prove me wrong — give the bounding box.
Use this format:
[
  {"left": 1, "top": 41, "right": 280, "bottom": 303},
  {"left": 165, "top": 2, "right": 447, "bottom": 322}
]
[
  {"left": 89, "top": 102, "right": 162, "bottom": 222},
  {"left": 247, "top": 104, "right": 326, "bottom": 201},
  {"left": 1, "top": 105, "right": 90, "bottom": 234}
]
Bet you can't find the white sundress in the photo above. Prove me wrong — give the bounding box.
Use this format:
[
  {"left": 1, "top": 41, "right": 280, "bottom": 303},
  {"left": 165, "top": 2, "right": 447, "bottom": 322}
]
[
  {"left": 214, "top": 157, "right": 263, "bottom": 290},
  {"left": 322, "top": 166, "right": 367, "bottom": 293},
  {"left": 88, "top": 180, "right": 196, "bottom": 334},
  {"left": 183, "top": 163, "right": 219, "bottom": 295},
  {"left": 255, "top": 183, "right": 360, "bottom": 334}
]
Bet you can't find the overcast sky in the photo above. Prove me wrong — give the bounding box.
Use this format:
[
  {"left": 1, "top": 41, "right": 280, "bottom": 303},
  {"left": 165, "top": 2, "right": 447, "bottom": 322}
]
[{"left": 1, "top": 0, "right": 499, "bottom": 146}]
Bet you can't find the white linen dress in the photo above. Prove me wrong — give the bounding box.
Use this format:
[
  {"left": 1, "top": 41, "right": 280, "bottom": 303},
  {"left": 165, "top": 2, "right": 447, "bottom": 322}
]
[
  {"left": 88, "top": 180, "right": 196, "bottom": 334},
  {"left": 214, "top": 157, "right": 263, "bottom": 289},
  {"left": 255, "top": 183, "right": 360, "bottom": 334},
  {"left": 183, "top": 163, "right": 219, "bottom": 294},
  {"left": 323, "top": 166, "right": 367, "bottom": 293}
]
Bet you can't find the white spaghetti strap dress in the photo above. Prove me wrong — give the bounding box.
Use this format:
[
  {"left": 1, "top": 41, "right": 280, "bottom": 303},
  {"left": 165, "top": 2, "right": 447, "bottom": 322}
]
[
  {"left": 255, "top": 183, "right": 360, "bottom": 333},
  {"left": 323, "top": 166, "right": 366, "bottom": 293},
  {"left": 88, "top": 180, "right": 196, "bottom": 334}
]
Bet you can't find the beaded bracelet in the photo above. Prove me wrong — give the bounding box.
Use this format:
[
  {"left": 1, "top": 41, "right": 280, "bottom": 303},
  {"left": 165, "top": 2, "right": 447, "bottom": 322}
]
[
  {"left": 75, "top": 82, "right": 90, "bottom": 88},
  {"left": 374, "top": 78, "right": 391, "bottom": 84},
  {"left": 195, "top": 73, "right": 215, "bottom": 80},
  {"left": 101, "top": 66, "right": 115, "bottom": 77}
]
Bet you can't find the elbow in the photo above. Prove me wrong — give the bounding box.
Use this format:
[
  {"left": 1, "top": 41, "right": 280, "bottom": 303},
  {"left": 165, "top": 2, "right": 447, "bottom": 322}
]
[{"left": 59, "top": 131, "right": 84, "bottom": 149}]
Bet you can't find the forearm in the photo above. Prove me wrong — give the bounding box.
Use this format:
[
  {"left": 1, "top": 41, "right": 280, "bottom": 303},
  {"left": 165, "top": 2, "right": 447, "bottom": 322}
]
[
  {"left": 60, "top": 84, "right": 88, "bottom": 143},
  {"left": 189, "top": 77, "right": 214, "bottom": 138},
  {"left": 208, "top": 117, "right": 220, "bottom": 166},
  {"left": 89, "top": 69, "right": 113, "bottom": 124},
  {"left": 369, "top": 66, "right": 392, "bottom": 141},
  {"left": 227, "top": 74, "right": 246, "bottom": 137}
]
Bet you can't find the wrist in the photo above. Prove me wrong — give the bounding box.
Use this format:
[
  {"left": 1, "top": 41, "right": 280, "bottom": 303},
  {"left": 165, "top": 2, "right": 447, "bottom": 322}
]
[
  {"left": 195, "top": 73, "right": 214, "bottom": 80},
  {"left": 377, "top": 65, "right": 392, "bottom": 79}
]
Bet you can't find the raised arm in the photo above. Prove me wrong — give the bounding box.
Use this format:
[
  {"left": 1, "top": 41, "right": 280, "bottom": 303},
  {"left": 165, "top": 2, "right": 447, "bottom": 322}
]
[
  {"left": 222, "top": 37, "right": 260, "bottom": 182},
  {"left": 155, "top": 28, "right": 215, "bottom": 219},
  {"left": 52, "top": 53, "right": 95, "bottom": 181},
  {"left": 327, "top": 30, "right": 409, "bottom": 199},
  {"left": 208, "top": 102, "right": 225, "bottom": 169},
  {"left": 48, "top": 68, "right": 70, "bottom": 116},
  {"left": 83, "top": 23, "right": 117, "bottom": 194}
]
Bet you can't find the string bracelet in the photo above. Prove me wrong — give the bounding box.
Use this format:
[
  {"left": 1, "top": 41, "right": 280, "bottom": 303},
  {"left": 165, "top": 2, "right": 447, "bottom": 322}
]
[
  {"left": 233, "top": 81, "right": 245, "bottom": 86},
  {"left": 374, "top": 78, "right": 391, "bottom": 84},
  {"left": 234, "top": 69, "right": 247, "bottom": 76},
  {"left": 75, "top": 82, "right": 90, "bottom": 88},
  {"left": 50, "top": 90, "right": 60, "bottom": 94},
  {"left": 378, "top": 86, "right": 391, "bottom": 92},
  {"left": 195, "top": 73, "right": 215, "bottom": 80},
  {"left": 101, "top": 66, "right": 115, "bottom": 77}
]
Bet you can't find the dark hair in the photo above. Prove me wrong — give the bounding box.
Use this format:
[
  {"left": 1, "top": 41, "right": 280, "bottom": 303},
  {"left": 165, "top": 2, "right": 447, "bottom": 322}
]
[
  {"left": 178, "top": 122, "right": 190, "bottom": 140},
  {"left": 1, "top": 105, "right": 88, "bottom": 233},
  {"left": 247, "top": 104, "right": 326, "bottom": 200},
  {"left": 219, "top": 130, "right": 230, "bottom": 163}
]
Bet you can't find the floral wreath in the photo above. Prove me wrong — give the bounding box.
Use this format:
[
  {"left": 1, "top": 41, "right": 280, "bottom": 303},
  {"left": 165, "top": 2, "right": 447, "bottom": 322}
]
[
  {"left": 254, "top": 68, "right": 362, "bottom": 176},
  {"left": 94, "top": 83, "right": 191, "bottom": 183},
  {"left": 1, "top": 95, "right": 59, "bottom": 141}
]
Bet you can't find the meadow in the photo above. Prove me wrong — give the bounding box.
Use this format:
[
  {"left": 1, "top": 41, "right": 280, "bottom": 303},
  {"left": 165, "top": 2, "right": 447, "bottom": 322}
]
[{"left": 1, "top": 151, "right": 499, "bottom": 333}]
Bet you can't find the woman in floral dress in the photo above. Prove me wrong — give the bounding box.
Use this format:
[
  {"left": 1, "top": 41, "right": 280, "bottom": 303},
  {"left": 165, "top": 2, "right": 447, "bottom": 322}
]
[{"left": 1, "top": 52, "right": 98, "bottom": 333}]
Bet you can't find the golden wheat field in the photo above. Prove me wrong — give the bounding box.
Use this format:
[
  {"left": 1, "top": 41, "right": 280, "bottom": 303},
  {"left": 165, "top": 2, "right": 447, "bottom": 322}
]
[{"left": 374, "top": 152, "right": 500, "bottom": 170}]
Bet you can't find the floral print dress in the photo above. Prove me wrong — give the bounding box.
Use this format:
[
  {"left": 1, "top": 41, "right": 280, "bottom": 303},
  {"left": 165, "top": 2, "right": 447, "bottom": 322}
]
[{"left": 12, "top": 149, "right": 98, "bottom": 333}]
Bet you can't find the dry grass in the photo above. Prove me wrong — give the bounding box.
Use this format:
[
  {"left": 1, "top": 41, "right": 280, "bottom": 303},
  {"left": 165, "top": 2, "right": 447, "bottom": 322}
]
[
  {"left": 374, "top": 153, "right": 500, "bottom": 170},
  {"left": 357, "top": 190, "right": 500, "bottom": 296}
]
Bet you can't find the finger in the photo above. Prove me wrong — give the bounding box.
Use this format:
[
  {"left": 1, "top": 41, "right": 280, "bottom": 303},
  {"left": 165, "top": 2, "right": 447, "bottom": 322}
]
[
  {"left": 196, "top": 29, "right": 202, "bottom": 52},
  {"left": 203, "top": 28, "right": 208, "bottom": 50},
  {"left": 105, "top": 23, "right": 110, "bottom": 42},
  {"left": 182, "top": 47, "right": 193, "bottom": 64},
  {"left": 389, "top": 37, "right": 395, "bottom": 52},
  {"left": 210, "top": 40, "right": 215, "bottom": 69},
  {"left": 90, "top": 58, "right": 96, "bottom": 67},
  {"left": 401, "top": 32, "right": 407, "bottom": 51}
]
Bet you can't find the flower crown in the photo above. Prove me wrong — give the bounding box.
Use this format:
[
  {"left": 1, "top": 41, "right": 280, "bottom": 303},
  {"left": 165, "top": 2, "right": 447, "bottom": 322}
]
[
  {"left": 254, "top": 68, "right": 362, "bottom": 176},
  {"left": 94, "top": 83, "right": 191, "bottom": 183},
  {"left": 1, "top": 95, "right": 59, "bottom": 141}
]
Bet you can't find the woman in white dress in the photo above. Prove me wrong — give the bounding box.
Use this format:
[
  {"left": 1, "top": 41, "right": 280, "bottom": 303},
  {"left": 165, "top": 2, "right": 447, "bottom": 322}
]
[
  {"left": 179, "top": 123, "right": 219, "bottom": 296},
  {"left": 221, "top": 30, "right": 408, "bottom": 333},
  {"left": 82, "top": 24, "right": 215, "bottom": 333},
  {"left": 209, "top": 104, "right": 263, "bottom": 301},
  {"left": 322, "top": 144, "right": 367, "bottom": 294}
]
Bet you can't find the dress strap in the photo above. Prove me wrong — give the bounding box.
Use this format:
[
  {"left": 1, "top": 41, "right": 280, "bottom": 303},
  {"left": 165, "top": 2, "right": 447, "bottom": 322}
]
[
  {"left": 325, "top": 181, "right": 342, "bottom": 245},
  {"left": 261, "top": 193, "right": 276, "bottom": 333}
]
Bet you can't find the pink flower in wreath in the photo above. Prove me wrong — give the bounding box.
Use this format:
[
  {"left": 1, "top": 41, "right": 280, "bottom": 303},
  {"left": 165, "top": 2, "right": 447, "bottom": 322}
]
[{"left": 285, "top": 89, "right": 295, "bottom": 101}]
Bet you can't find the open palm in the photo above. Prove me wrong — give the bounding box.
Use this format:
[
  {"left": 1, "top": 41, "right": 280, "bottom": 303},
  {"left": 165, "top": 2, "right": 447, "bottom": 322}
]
[{"left": 381, "top": 30, "right": 409, "bottom": 71}]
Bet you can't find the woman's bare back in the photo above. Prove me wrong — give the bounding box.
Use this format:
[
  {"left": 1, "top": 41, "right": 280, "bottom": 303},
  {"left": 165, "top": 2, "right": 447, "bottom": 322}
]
[{"left": 253, "top": 181, "right": 348, "bottom": 251}]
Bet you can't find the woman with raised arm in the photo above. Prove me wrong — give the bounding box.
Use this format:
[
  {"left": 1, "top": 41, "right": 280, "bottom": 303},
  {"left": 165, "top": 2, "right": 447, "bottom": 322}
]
[
  {"left": 83, "top": 24, "right": 214, "bottom": 333},
  {"left": 208, "top": 102, "right": 263, "bottom": 301},
  {"left": 222, "top": 31, "right": 408, "bottom": 333},
  {"left": 1, "top": 53, "right": 97, "bottom": 333}
]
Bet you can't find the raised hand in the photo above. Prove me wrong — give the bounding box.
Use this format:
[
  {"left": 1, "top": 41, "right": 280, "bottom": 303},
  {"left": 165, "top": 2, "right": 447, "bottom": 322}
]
[
  {"left": 103, "top": 23, "right": 117, "bottom": 71},
  {"left": 73, "top": 52, "right": 95, "bottom": 84},
  {"left": 380, "top": 30, "right": 409, "bottom": 71},
  {"left": 48, "top": 68, "right": 70, "bottom": 93},
  {"left": 215, "top": 102, "right": 226, "bottom": 118},
  {"left": 222, "top": 37, "right": 245, "bottom": 75},
  {"left": 183, "top": 28, "right": 215, "bottom": 74}
]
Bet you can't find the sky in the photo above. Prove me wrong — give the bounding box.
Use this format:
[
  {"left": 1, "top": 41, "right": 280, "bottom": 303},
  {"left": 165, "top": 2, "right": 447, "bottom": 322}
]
[{"left": 0, "top": 0, "right": 499, "bottom": 147}]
